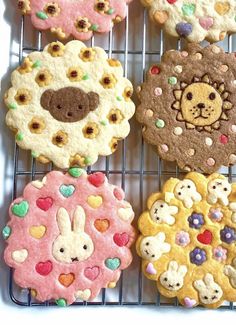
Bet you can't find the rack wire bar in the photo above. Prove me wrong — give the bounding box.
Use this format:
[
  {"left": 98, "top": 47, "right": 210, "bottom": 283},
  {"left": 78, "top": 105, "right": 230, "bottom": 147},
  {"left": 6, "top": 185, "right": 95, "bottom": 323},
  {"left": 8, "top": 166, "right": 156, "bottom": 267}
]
[{"left": 7, "top": 3, "right": 236, "bottom": 309}]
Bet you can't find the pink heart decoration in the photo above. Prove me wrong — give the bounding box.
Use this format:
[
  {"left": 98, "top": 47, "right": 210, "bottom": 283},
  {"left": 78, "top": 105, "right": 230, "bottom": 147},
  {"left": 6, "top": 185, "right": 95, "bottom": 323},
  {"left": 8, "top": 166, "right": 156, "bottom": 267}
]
[
  {"left": 36, "top": 197, "right": 53, "bottom": 211},
  {"left": 84, "top": 266, "right": 100, "bottom": 281},
  {"left": 35, "top": 260, "right": 53, "bottom": 276},
  {"left": 146, "top": 262, "right": 157, "bottom": 275},
  {"left": 184, "top": 297, "right": 196, "bottom": 308},
  {"left": 199, "top": 17, "right": 214, "bottom": 30}
]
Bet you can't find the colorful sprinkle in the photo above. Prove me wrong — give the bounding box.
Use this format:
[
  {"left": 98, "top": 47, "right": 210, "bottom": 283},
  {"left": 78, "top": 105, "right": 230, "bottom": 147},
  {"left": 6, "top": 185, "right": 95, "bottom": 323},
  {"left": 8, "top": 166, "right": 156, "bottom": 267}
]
[
  {"left": 90, "top": 24, "right": 99, "bottom": 31},
  {"left": 154, "top": 87, "right": 162, "bottom": 96},
  {"left": 205, "top": 137, "right": 213, "bottom": 146},
  {"left": 68, "top": 167, "right": 84, "bottom": 178},
  {"left": 206, "top": 158, "right": 215, "bottom": 167},
  {"left": 82, "top": 74, "right": 89, "bottom": 80},
  {"left": 2, "top": 226, "right": 11, "bottom": 240},
  {"left": 220, "top": 134, "right": 229, "bottom": 144},
  {"left": 173, "top": 127, "right": 183, "bottom": 136},
  {"left": 155, "top": 119, "right": 165, "bottom": 128},
  {"left": 8, "top": 103, "right": 17, "bottom": 110},
  {"left": 32, "top": 60, "right": 42, "bottom": 68},
  {"left": 150, "top": 66, "right": 160, "bottom": 75},
  {"left": 16, "top": 132, "right": 24, "bottom": 141},
  {"left": 55, "top": 298, "right": 67, "bottom": 307},
  {"left": 36, "top": 11, "right": 48, "bottom": 20},
  {"left": 168, "top": 76, "right": 177, "bottom": 85}
]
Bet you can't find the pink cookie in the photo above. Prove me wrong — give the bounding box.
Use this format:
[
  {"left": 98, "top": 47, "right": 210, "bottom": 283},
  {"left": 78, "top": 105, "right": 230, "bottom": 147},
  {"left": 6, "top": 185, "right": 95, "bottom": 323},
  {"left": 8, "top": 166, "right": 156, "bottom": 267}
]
[
  {"left": 3, "top": 169, "right": 135, "bottom": 306},
  {"left": 17, "top": 0, "right": 132, "bottom": 40}
]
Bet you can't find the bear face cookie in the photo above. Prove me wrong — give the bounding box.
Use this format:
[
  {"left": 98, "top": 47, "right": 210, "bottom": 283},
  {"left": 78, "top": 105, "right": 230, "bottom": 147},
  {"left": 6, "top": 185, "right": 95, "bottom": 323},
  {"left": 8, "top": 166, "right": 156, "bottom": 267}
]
[
  {"left": 136, "top": 172, "right": 236, "bottom": 308},
  {"left": 3, "top": 169, "right": 135, "bottom": 305},
  {"left": 17, "top": 0, "right": 132, "bottom": 40},
  {"left": 136, "top": 43, "right": 236, "bottom": 174},
  {"left": 141, "top": 0, "right": 236, "bottom": 43},
  {"left": 4, "top": 40, "right": 135, "bottom": 169}
]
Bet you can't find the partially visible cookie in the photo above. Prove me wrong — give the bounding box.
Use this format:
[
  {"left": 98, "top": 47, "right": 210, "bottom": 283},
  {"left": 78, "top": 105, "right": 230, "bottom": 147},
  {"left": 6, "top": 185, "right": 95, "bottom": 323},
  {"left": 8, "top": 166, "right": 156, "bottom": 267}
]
[
  {"left": 3, "top": 169, "right": 135, "bottom": 305},
  {"left": 5, "top": 40, "right": 135, "bottom": 169},
  {"left": 136, "top": 172, "right": 236, "bottom": 308},
  {"left": 136, "top": 43, "right": 236, "bottom": 174},
  {"left": 141, "top": 0, "right": 236, "bottom": 43},
  {"left": 17, "top": 0, "right": 131, "bottom": 40}
]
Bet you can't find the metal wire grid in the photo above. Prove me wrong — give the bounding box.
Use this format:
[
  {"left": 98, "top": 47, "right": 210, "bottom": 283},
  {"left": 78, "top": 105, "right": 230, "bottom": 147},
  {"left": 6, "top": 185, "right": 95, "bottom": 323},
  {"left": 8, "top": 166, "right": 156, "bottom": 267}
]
[{"left": 7, "top": 4, "right": 236, "bottom": 309}]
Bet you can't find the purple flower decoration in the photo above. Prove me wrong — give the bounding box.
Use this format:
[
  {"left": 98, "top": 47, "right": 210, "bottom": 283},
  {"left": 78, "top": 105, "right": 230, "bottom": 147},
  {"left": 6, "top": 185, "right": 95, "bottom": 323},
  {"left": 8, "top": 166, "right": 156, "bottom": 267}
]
[
  {"left": 220, "top": 226, "right": 236, "bottom": 244},
  {"left": 190, "top": 247, "right": 207, "bottom": 265},
  {"left": 188, "top": 213, "right": 204, "bottom": 229}
]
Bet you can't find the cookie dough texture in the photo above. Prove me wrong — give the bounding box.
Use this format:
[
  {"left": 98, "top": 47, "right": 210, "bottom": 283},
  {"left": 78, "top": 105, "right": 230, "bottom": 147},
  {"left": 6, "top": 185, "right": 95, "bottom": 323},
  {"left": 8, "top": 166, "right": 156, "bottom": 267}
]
[
  {"left": 136, "top": 43, "right": 236, "bottom": 174},
  {"left": 17, "top": 0, "right": 132, "bottom": 40},
  {"left": 5, "top": 40, "right": 135, "bottom": 169},
  {"left": 4, "top": 169, "right": 135, "bottom": 305},
  {"left": 136, "top": 172, "right": 236, "bottom": 308},
  {"left": 141, "top": 0, "right": 236, "bottom": 43}
]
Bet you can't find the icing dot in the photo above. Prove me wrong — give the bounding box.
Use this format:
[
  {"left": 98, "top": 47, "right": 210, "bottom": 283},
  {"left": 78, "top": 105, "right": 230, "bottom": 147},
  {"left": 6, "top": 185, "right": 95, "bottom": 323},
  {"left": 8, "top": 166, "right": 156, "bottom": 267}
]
[
  {"left": 136, "top": 86, "right": 141, "bottom": 93},
  {"left": 220, "top": 134, "right": 229, "bottom": 144},
  {"left": 196, "top": 254, "right": 202, "bottom": 261},
  {"left": 229, "top": 154, "right": 236, "bottom": 165},
  {"left": 145, "top": 109, "right": 153, "bottom": 117},
  {"left": 168, "top": 77, "right": 177, "bottom": 85},
  {"left": 220, "top": 65, "right": 229, "bottom": 72},
  {"left": 194, "top": 53, "right": 202, "bottom": 60},
  {"left": 174, "top": 127, "right": 183, "bottom": 136},
  {"left": 181, "top": 51, "right": 189, "bottom": 57},
  {"left": 212, "top": 45, "right": 221, "bottom": 54},
  {"left": 233, "top": 80, "right": 236, "bottom": 86},
  {"left": 205, "top": 137, "right": 213, "bottom": 146},
  {"left": 231, "top": 125, "right": 236, "bottom": 133},
  {"left": 187, "top": 148, "right": 195, "bottom": 156},
  {"left": 150, "top": 66, "right": 160, "bottom": 75},
  {"left": 154, "top": 87, "right": 162, "bottom": 96},
  {"left": 207, "top": 158, "right": 215, "bottom": 166},
  {"left": 155, "top": 119, "right": 165, "bottom": 128},
  {"left": 216, "top": 251, "right": 222, "bottom": 257},
  {"left": 160, "top": 144, "right": 168, "bottom": 152},
  {"left": 193, "top": 219, "right": 199, "bottom": 225},
  {"left": 226, "top": 233, "right": 231, "bottom": 239},
  {"left": 174, "top": 65, "right": 183, "bottom": 74}
]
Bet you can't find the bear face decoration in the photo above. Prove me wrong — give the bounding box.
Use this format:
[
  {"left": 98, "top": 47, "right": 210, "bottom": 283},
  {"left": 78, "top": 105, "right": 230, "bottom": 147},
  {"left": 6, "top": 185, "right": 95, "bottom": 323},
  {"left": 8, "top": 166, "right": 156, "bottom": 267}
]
[{"left": 40, "top": 87, "right": 100, "bottom": 123}]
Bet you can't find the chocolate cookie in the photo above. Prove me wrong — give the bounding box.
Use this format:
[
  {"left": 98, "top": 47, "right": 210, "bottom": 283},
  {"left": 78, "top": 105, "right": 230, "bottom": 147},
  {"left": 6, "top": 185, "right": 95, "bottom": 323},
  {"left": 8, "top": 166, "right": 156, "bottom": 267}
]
[{"left": 136, "top": 44, "right": 236, "bottom": 174}]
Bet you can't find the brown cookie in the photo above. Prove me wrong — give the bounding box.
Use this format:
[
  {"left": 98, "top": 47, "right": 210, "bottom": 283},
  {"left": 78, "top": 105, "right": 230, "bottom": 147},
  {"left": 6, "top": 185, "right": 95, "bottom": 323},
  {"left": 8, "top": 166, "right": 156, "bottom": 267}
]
[{"left": 136, "top": 44, "right": 236, "bottom": 174}]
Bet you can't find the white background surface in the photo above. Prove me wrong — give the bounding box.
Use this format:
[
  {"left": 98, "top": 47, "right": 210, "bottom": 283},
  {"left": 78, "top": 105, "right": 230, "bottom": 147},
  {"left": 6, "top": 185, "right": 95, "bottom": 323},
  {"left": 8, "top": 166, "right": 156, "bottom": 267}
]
[{"left": 1, "top": 0, "right": 236, "bottom": 323}]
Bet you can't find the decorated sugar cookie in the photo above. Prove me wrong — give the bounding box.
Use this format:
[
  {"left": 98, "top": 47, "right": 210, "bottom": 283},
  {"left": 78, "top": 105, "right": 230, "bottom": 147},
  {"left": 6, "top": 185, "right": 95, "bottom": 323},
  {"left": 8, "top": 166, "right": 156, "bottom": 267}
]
[
  {"left": 3, "top": 169, "right": 135, "bottom": 305},
  {"left": 4, "top": 40, "right": 135, "bottom": 168},
  {"left": 136, "top": 43, "right": 236, "bottom": 173},
  {"left": 17, "top": 0, "right": 132, "bottom": 40},
  {"left": 136, "top": 172, "right": 236, "bottom": 308},
  {"left": 141, "top": 0, "right": 236, "bottom": 43}
]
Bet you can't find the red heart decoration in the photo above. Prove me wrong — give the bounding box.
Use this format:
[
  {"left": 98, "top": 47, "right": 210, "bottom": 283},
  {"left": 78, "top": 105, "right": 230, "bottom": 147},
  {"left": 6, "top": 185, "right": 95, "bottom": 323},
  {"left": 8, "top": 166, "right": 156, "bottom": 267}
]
[
  {"left": 35, "top": 260, "right": 53, "bottom": 276},
  {"left": 167, "top": 0, "right": 177, "bottom": 4},
  {"left": 88, "top": 172, "right": 105, "bottom": 187},
  {"left": 84, "top": 266, "right": 100, "bottom": 281},
  {"left": 197, "top": 230, "right": 212, "bottom": 245},
  {"left": 113, "top": 232, "right": 129, "bottom": 247},
  {"left": 36, "top": 197, "right": 53, "bottom": 211}
]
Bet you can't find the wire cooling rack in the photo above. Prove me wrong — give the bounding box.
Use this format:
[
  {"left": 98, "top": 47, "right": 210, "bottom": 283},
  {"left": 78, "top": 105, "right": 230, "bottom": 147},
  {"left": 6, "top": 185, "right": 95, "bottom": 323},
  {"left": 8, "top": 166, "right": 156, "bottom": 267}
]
[{"left": 7, "top": 1, "right": 236, "bottom": 309}]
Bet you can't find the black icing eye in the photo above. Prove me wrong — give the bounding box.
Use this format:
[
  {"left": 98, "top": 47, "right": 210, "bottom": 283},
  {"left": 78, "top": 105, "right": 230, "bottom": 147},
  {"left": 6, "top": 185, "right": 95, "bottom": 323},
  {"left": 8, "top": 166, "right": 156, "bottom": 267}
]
[
  {"left": 186, "top": 92, "right": 193, "bottom": 100},
  {"left": 57, "top": 105, "right": 62, "bottom": 110},
  {"left": 151, "top": 254, "right": 155, "bottom": 258},
  {"left": 178, "top": 192, "right": 181, "bottom": 196},
  {"left": 176, "top": 283, "right": 180, "bottom": 287},
  {"left": 209, "top": 92, "right": 216, "bottom": 100},
  {"left": 156, "top": 217, "right": 160, "bottom": 221},
  {"left": 164, "top": 277, "right": 168, "bottom": 282},
  {"left": 215, "top": 290, "right": 219, "bottom": 293},
  {"left": 146, "top": 242, "right": 149, "bottom": 246},
  {"left": 78, "top": 105, "right": 83, "bottom": 110},
  {"left": 213, "top": 185, "right": 216, "bottom": 189},
  {"left": 60, "top": 248, "right": 64, "bottom": 253},
  {"left": 224, "top": 188, "right": 228, "bottom": 191},
  {"left": 83, "top": 245, "right": 87, "bottom": 250},
  {"left": 187, "top": 185, "right": 191, "bottom": 189},
  {"left": 204, "top": 296, "right": 208, "bottom": 300},
  {"left": 160, "top": 205, "right": 164, "bottom": 208}
]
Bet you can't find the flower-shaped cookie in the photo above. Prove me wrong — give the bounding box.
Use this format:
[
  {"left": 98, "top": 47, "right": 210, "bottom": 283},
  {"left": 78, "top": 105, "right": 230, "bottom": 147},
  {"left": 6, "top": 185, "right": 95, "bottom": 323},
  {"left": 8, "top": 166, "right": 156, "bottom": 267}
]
[
  {"left": 141, "top": 0, "right": 236, "bottom": 43},
  {"left": 5, "top": 40, "right": 135, "bottom": 168},
  {"left": 136, "top": 172, "right": 236, "bottom": 308},
  {"left": 136, "top": 43, "right": 236, "bottom": 174},
  {"left": 3, "top": 169, "right": 135, "bottom": 305},
  {"left": 17, "top": 0, "right": 132, "bottom": 40}
]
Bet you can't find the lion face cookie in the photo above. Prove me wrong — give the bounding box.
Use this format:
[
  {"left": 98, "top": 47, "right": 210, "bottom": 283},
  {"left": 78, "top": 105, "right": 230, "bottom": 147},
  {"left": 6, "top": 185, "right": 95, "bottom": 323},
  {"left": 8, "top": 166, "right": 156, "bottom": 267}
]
[
  {"left": 141, "top": 0, "right": 236, "bottom": 43},
  {"left": 136, "top": 172, "right": 236, "bottom": 308},
  {"left": 136, "top": 44, "right": 236, "bottom": 173},
  {"left": 5, "top": 40, "right": 135, "bottom": 168},
  {"left": 3, "top": 169, "right": 135, "bottom": 305},
  {"left": 17, "top": 0, "right": 132, "bottom": 40}
]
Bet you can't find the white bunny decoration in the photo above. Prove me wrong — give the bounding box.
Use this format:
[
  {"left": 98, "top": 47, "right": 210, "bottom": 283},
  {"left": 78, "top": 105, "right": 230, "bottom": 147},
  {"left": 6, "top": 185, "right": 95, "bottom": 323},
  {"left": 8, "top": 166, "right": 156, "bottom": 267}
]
[
  {"left": 207, "top": 178, "right": 231, "bottom": 206},
  {"left": 140, "top": 232, "right": 170, "bottom": 262},
  {"left": 224, "top": 258, "right": 236, "bottom": 288},
  {"left": 160, "top": 261, "right": 187, "bottom": 291},
  {"left": 150, "top": 200, "right": 178, "bottom": 225},
  {"left": 174, "top": 179, "right": 201, "bottom": 208},
  {"left": 194, "top": 273, "right": 223, "bottom": 305},
  {"left": 52, "top": 205, "right": 94, "bottom": 263}
]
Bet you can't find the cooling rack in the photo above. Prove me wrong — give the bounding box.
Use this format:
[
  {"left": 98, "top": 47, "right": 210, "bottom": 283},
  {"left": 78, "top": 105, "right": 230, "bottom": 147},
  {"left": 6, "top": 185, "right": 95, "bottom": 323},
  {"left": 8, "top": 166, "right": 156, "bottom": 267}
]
[{"left": 6, "top": 1, "right": 236, "bottom": 309}]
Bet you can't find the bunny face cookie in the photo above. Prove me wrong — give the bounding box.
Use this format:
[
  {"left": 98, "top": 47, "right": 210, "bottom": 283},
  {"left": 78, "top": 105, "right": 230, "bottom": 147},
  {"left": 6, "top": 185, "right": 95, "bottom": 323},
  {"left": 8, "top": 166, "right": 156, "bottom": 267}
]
[
  {"left": 4, "top": 40, "right": 135, "bottom": 169},
  {"left": 137, "top": 172, "right": 236, "bottom": 308},
  {"left": 141, "top": 0, "right": 236, "bottom": 43},
  {"left": 136, "top": 43, "right": 236, "bottom": 174},
  {"left": 3, "top": 169, "right": 135, "bottom": 305},
  {"left": 17, "top": 0, "right": 132, "bottom": 40}
]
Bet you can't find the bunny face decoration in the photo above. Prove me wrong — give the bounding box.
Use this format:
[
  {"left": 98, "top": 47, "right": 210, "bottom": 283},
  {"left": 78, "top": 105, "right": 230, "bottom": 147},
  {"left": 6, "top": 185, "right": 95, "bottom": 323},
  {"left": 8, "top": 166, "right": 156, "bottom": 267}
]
[
  {"left": 160, "top": 261, "right": 187, "bottom": 291},
  {"left": 194, "top": 274, "right": 223, "bottom": 305}
]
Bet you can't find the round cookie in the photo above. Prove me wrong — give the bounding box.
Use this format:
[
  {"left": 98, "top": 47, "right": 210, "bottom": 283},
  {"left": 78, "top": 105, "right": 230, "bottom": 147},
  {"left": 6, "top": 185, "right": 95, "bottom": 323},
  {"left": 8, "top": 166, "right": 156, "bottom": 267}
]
[
  {"left": 17, "top": 0, "right": 132, "bottom": 40},
  {"left": 3, "top": 169, "right": 135, "bottom": 306},
  {"left": 136, "top": 172, "right": 236, "bottom": 308},
  {"left": 136, "top": 43, "right": 236, "bottom": 174},
  {"left": 141, "top": 0, "right": 236, "bottom": 43},
  {"left": 4, "top": 40, "right": 135, "bottom": 169}
]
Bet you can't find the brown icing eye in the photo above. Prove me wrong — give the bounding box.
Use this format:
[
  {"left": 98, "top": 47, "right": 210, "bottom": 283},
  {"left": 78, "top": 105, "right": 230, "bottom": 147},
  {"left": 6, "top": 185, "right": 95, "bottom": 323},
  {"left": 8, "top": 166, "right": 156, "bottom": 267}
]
[
  {"left": 83, "top": 50, "right": 91, "bottom": 58},
  {"left": 19, "top": 94, "right": 26, "bottom": 102},
  {"left": 111, "top": 114, "right": 117, "bottom": 122},
  {"left": 186, "top": 92, "right": 193, "bottom": 100},
  {"left": 32, "top": 122, "right": 40, "bottom": 129},
  {"left": 86, "top": 127, "right": 94, "bottom": 134},
  {"left": 96, "top": 3, "right": 105, "bottom": 11},
  {"left": 70, "top": 70, "right": 78, "bottom": 78},
  {"left": 104, "top": 77, "right": 111, "bottom": 85},
  {"left": 38, "top": 74, "right": 46, "bottom": 81},
  {"left": 209, "top": 92, "right": 216, "bottom": 100},
  {"left": 52, "top": 44, "right": 60, "bottom": 52},
  {"left": 55, "top": 135, "right": 63, "bottom": 143},
  {"left": 46, "top": 5, "right": 56, "bottom": 14},
  {"left": 77, "top": 20, "right": 87, "bottom": 28},
  {"left": 57, "top": 105, "right": 62, "bottom": 110}
]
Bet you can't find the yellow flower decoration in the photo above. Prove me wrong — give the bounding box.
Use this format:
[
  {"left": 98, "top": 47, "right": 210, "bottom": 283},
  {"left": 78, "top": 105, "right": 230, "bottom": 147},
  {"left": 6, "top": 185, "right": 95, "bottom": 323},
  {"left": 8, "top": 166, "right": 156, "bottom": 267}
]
[
  {"left": 83, "top": 122, "right": 100, "bottom": 139},
  {"left": 17, "top": 57, "right": 33, "bottom": 74},
  {"left": 69, "top": 153, "right": 86, "bottom": 167},
  {"left": 18, "top": 0, "right": 31, "bottom": 14},
  {"left": 137, "top": 172, "right": 236, "bottom": 309},
  {"left": 52, "top": 130, "right": 69, "bottom": 147},
  {"left": 47, "top": 41, "right": 65, "bottom": 57},
  {"left": 95, "top": 0, "right": 110, "bottom": 14},
  {"left": 15, "top": 89, "right": 32, "bottom": 105},
  {"left": 75, "top": 17, "right": 91, "bottom": 33},
  {"left": 107, "top": 58, "right": 121, "bottom": 67},
  {"left": 67, "top": 67, "right": 83, "bottom": 82},
  {"left": 35, "top": 70, "right": 53, "bottom": 87},
  {"left": 107, "top": 109, "right": 124, "bottom": 124},
  {"left": 123, "top": 86, "right": 133, "bottom": 101},
  {"left": 100, "top": 74, "right": 117, "bottom": 89},
  {"left": 44, "top": 2, "right": 61, "bottom": 17},
  {"left": 79, "top": 48, "right": 96, "bottom": 62},
  {"left": 109, "top": 137, "right": 119, "bottom": 152},
  {"left": 28, "top": 117, "right": 46, "bottom": 134}
]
